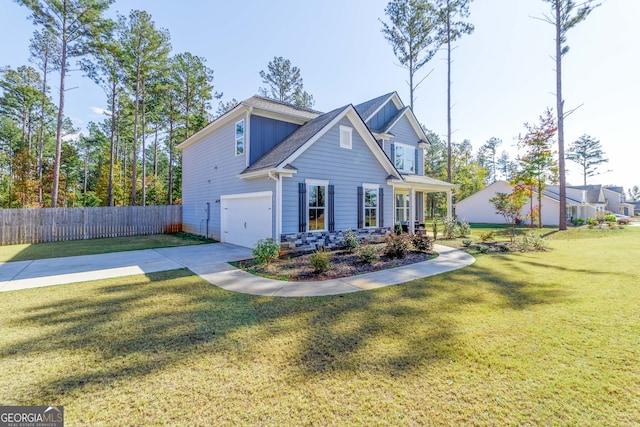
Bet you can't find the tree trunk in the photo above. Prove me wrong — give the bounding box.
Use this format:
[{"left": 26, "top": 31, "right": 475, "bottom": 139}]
[
  {"left": 131, "top": 64, "right": 140, "bottom": 206},
  {"left": 141, "top": 80, "right": 146, "bottom": 206},
  {"left": 108, "top": 79, "right": 116, "bottom": 206},
  {"left": 38, "top": 55, "right": 48, "bottom": 207},
  {"left": 168, "top": 111, "right": 174, "bottom": 205},
  {"left": 51, "top": 18, "right": 67, "bottom": 208},
  {"left": 446, "top": 3, "right": 452, "bottom": 184},
  {"left": 555, "top": 1, "right": 567, "bottom": 230}
]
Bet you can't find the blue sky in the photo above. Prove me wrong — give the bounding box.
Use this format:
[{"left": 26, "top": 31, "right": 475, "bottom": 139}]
[{"left": 2, "top": 0, "right": 638, "bottom": 192}]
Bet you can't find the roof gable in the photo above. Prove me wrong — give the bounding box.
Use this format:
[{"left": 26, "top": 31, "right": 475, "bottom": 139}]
[{"left": 241, "top": 105, "right": 401, "bottom": 179}]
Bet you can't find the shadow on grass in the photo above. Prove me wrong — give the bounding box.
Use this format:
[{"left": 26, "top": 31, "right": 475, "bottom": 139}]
[{"left": 1, "top": 253, "right": 570, "bottom": 403}]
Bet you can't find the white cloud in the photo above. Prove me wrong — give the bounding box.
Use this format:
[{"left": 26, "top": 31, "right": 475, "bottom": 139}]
[{"left": 91, "top": 106, "right": 111, "bottom": 116}]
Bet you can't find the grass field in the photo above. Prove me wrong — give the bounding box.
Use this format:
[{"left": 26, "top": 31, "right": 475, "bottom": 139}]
[
  {"left": 0, "top": 232, "right": 215, "bottom": 262},
  {"left": 1, "top": 227, "right": 638, "bottom": 425}
]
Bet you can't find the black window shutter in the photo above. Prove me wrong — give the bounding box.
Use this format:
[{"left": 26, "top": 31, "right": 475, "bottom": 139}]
[
  {"left": 390, "top": 143, "right": 395, "bottom": 164},
  {"left": 379, "top": 187, "right": 384, "bottom": 228},
  {"left": 357, "top": 186, "right": 363, "bottom": 229},
  {"left": 298, "top": 183, "right": 306, "bottom": 232},
  {"left": 414, "top": 147, "right": 419, "bottom": 173},
  {"left": 328, "top": 185, "right": 335, "bottom": 232}
]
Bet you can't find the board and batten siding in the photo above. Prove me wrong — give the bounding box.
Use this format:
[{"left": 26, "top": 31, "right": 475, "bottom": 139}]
[
  {"left": 249, "top": 115, "right": 300, "bottom": 164},
  {"left": 281, "top": 116, "right": 393, "bottom": 234},
  {"left": 181, "top": 119, "right": 276, "bottom": 241},
  {"left": 383, "top": 113, "right": 424, "bottom": 176},
  {"left": 366, "top": 101, "right": 399, "bottom": 131}
]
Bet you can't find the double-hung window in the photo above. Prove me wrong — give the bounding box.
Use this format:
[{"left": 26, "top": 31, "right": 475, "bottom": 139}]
[
  {"left": 363, "top": 184, "right": 379, "bottom": 228},
  {"left": 395, "top": 192, "right": 410, "bottom": 224},
  {"left": 235, "top": 120, "right": 245, "bottom": 156},
  {"left": 307, "top": 180, "right": 328, "bottom": 231},
  {"left": 394, "top": 143, "right": 415, "bottom": 173}
]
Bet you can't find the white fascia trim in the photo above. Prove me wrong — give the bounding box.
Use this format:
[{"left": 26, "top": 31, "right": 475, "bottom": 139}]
[
  {"left": 372, "top": 132, "right": 394, "bottom": 140},
  {"left": 345, "top": 108, "right": 403, "bottom": 179},
  {"left": 305, "top": 178, "right": 329, "bottom": 187},
  {"left": 177, "top": 104, "right": 246, "bottom": 150},
  {"left": 251, "top": 108, "right": 312, "bottom": 125}
]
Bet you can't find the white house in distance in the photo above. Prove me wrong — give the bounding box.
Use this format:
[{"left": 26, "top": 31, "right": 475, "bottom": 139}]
[{"left": 454, "top": 181, "right": 631, "bottom": 225}]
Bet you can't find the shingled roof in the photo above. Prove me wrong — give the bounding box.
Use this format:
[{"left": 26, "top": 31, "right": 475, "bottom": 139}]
[
  {"left": 569, "top": 185, "right": 604, "bottom": 204},
  {"left": 242, "top": 95, "right": 322, "bottom": 120},
  {"left": 353, "top": 92, "right": 395, "bottom": 121},
  {"left": 243, "top": 105, "right": 349, "bottom": 173}
]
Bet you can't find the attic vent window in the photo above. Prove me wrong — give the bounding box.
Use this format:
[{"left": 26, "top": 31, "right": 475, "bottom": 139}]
[
  {"left": 340, "top": 125, "right": 352, "bottom": 149},
  {"left": 235, "top": 119, "right": 245, "bottom": 156}
]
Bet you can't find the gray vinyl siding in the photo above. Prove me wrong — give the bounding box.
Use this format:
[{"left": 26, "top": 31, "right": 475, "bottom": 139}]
[
  {"left": 383, "top": 114, "right": 424, "bottom": 176},
  {"left": 281, "top": 117, "right": 393, "bottom": 234},
  {"left": 181, "top": 119, "right": 276, "bottom": 240}
]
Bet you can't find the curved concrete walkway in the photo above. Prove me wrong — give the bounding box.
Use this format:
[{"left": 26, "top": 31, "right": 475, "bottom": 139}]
[{"left": 0, "top": 243, "right": 474, "bottom": 296}]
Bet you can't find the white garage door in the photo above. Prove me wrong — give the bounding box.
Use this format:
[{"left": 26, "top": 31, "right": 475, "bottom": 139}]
[{"left": 220, "top": 191, "right": 272, "bottom": 249}]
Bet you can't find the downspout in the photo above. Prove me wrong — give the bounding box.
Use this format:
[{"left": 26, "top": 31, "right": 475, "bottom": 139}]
[{"left": 268, "top": 171, "right": 281, "bottom": 243}]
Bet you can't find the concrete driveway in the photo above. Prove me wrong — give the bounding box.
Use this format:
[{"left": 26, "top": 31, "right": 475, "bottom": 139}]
[{"left": 0, "top": 243, "right": 475, "bottom": 296}]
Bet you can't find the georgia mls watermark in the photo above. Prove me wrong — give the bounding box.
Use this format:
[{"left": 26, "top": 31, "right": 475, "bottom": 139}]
[{"left": 0, "top": 406, "right": 63, "bottom": 427}]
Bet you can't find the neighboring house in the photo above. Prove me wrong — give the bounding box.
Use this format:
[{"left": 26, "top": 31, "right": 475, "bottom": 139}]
[
  {"left": 178, "top": 92, "right": 456, "bottom": 249},
  {"left": 603, "top": 186, "right": 635, "bottom": 216},
  {"left": 455, "top": 181, "right": 607, "bottom": 226}
]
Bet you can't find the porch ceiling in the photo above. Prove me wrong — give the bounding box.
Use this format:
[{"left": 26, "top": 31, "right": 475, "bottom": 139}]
[{"left": 389, "top": 174, "right": 458, "bottom": 192}]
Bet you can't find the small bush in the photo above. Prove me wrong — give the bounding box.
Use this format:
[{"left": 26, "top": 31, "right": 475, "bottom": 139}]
[
  {"left": 341, "top": 229, "right": 360, "bottom": 252},
  {"left": 442, "top": 217, "right": 458, "bottom": 240},
  {"left": 384, "top": 234, "right": 411, "bottom": 258},
  {"left": 462, "top": 238, "right": 472, "bottom": 247},
  {"left": 571, "top": 217, "right": 585, "bottom": 226},
  {"left": 309, "top": 250, "right": 331, "bottom": 273},
  {"left": 604, "top": 214, "right": 617, "bottom": 223},
  {"left": 412, "top": 233, "right": 434, "bottom": 252},
  {"left": 479, "top": 230, "right": 495, "bottom": 242},
  {"left": 497, "top": 243, "right": 511, "bottom": 252},
  {"left": 476, "top": 244, "right": 490, "bottom": 254},
  {"left": 458, "top": 220, "right": 471, "bottom": 237},
  {"left": 618, "top": 218, "right": 630, "bottom": 225},
  {"left": 516, "top": 231, "right": 547, "bottom": 251},
  {"left": 252, "top": 238, "right": 280, "bottom": 265},
  {"left": 358, "top": 245, "right": 379, "bottom": 264},
  {"left": 586, "top": 217, "right": 598, "bottom": 227},
  {"left": 432, "top": 221, "right": 438, "bottom": 240}
]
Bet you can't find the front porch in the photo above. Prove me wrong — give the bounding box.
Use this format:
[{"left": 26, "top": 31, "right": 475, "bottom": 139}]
[{"left": 390, "top": 175, "right": 457, "bottom": 235}]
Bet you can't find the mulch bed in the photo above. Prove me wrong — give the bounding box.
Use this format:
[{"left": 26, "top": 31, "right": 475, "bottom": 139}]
[{"left": 234, "top": 243, "right": 437, "bottom": 281}]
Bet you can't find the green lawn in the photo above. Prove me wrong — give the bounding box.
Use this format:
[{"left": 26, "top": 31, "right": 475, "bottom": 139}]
[
  {"left": 0, "top": 232, "right": 215, "bottom": 262},
  {"left": 1, "top": 228, "right": 639, "bottom": 425}
]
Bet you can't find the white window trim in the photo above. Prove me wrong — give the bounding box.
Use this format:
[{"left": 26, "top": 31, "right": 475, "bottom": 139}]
[
  {"left": 394, "top": 142, "right": 416, "bottom": 174},
  {"left": 235, "top": 119, "right": 245, "bottom": 156},
  {"left": 306, "top": 179, "right": 329, "bottom": 232},
  {"left": 363, "top": 183, "right": 379, "bottom": 228},
  {"left": 339, "top": 125, "right": 352, "bottom": 149}
]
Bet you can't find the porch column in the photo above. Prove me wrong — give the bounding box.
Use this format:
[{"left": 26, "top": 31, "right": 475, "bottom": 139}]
[
  {"left": 409, "top": 187, "right": 416, "bottom": 234},
  {"left": 446, "top": 189, "right": 453, "bottom": 220}
]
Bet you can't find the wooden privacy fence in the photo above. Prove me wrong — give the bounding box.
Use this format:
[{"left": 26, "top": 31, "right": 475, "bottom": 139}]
[{"left": 0, "top": 205, "right": 182, "bottom": 245}]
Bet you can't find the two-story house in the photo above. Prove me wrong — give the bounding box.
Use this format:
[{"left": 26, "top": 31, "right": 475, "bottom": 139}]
[{"left": 177, "top": 92, "right": 456, "bottom": 249}]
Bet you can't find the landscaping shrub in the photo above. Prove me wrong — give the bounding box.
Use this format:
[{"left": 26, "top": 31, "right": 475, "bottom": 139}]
[
  {"left": 458, "top": 220, "right": 471, "bottom": 237},
  {"left": 476, "top": 244, "right": 490, "bottom": 254},
  {"left": 358, "top": 245, "right": 379, "bottom": 264},
  {"left": 411, "top": 234, "right": 434, "bottom": 252},
  {"left": 252, "top": 238, "right": 280, "bottom": 265},
  {"left": 479, "top": 230, "right": 495, "bottom": 242},
  {"left": 516, "top": 231, "right": 547, "bottom": 251},
  {"left": 617, "top": 218, "right": 630, "bottom": 225},
  {"left": 384, "top": 234, "right": 411, "bottom": 258},
  {"left": 431, "top": 221, "right": 438, "bottom": 240},
  {"left": 586, "top": 217, "right": 598, "bottom": 228},
  {"left": 497, "top": 243, "right": 510, "bottom": 252},
  {"left": 341, "top": 229, "right": 360, "bottom": 252},
  {"left": 604, "top": 214, "right": 617, "bottom": 223},
  {"left": 309, "top": 250, "right": 331, "bottom": 273},
  {"left": 571, "top": 217, "right": 585, "bottom": 226},
  {"left": 442, "top": 217, "right": 459, "bottom": 239},
  {"left": 462, "top": 238, "right": 472, "bottom": 247}
]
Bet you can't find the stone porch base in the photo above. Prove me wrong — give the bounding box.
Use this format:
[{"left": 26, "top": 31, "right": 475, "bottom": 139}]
[{"left": 280, "top": 227, "right": 391, "bottom": 252}]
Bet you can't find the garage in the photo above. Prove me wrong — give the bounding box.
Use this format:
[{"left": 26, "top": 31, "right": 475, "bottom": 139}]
[{"left": 220, "top": 191, "right": 273, "bottom": 249}]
